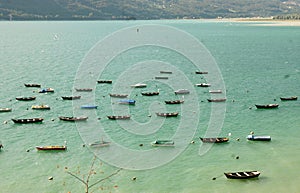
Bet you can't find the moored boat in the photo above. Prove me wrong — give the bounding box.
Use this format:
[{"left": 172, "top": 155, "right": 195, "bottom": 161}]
[
  {"left": 224, "top": 171, "right": 260, "bottom": 179},
  {"left": 195, "top": 71, "right": 208, "bottom": 74},
  {"left": 89, "top": 140, "right": 111, "bottom": 147},
  {"left": 118, "top": 99, "right": 136, "bottom": 105},
  {"left": 151, "top": 140, "right": 174, "bottom": 147},
  {"left": 209, "top": 90, "right": 222, "bottom": 94},
  {"left": 160, "top": 71, "right": 172, "bottom": 74},
  {"left": 107, "top": 115, "right": 131, "bottom": 120},
  {"left": 200, "top": 137, "right": 229, "bottom": 143},
  {"left": 280, "top": 96, "right": 297, "bottom": 101},
  {"left": 61, "top": 96, "right": 81, "bottom": 100},
  {"left": 174, "top": 89, "right": 190, "bottom": 95},
  {"left": 165, "top": 100, "right": 184, "bottom": 104},
  {"left": 97, "top": 80, "right": 113, "bottom": 84},
  {"left": 32, "top": 105, "right": 50, "bottom": 110},
  {"left": 81, "top": 105, "right": 98, "bottom": 109},
  {"left": 156, "top": 112, "right": 179, "bottom": 117},
  {"left": 16, "top": 96, "right": 36, "bottom": 101},
  {"left": 12, "top": 118, "right": 44, "bottom": 124},
  {"left": 155, "top": 76, "right": 168, "bottom": 80},
  {"left": 36, "top": 145, "right": 66, "bottom": 151},
  {"left": 255, "top": 104, "right": 279, "bottom": 109},
  {"left": 196, "top": 83, "right": 211, "bottom": 87},
  {"left": 75, "top": 88, "right": 93, "bottom": 92},
  {"left": 247, "top": 135, "right": 271, "bottom": 141},
  {"left": 0, "top": 142, "right": 3, "bottom": 150},
  {"left": 39, "top": 88, "right": 54, "bottom": 93},
  {"left": 207, "top": 98, "right": 226, "bottom": 102},
  {"left": 59, "top": 116, "right": 88, "bottom": 121},
  {"left": 24, "top": 83, "right": 41, "bottom": 87},
  {"left": 141, "top": 91, "right": 159, "bottom": 96},
  {"left": 131, "top": 83, "right": 147, "bottom": 88},
  {"left": 0, "top": 108, "right": 12, "bottom": 112},
  {"left": 109, "top": 93, "right": 128, "bottom": 98}
]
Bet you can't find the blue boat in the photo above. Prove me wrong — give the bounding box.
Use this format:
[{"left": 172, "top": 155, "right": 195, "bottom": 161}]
[
  {"left": 118, "top": 99, "right": 136, "bottom": 105},
  {"left": 81, "top": 105, "right": 98, "bottom": 109}
]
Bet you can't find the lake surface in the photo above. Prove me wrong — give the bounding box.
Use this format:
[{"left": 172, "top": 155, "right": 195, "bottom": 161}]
[{"left": 0, "top": 20, "right": 300, "bottom": 193}]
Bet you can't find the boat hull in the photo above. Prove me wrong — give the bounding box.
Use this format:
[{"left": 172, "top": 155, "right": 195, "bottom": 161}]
[
  {"left": 224, "top": 171, "right": 260, "bottom": 179},
  {"left": 200, "top": 137, "right": 229, "bottom": 143},
  {"left": 36, "top": 146, "right": 66, "bottom": 151},
  {"left": 12, "top": 118, "right": 44, "bottom": 124}
]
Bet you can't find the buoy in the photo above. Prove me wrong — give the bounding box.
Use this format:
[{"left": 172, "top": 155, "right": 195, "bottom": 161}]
[
  {"left": 132, "top": 177, "right": 137, "bottom": 181},
  {"left": 190, "top": 140, "right": 195, "bottom": 144},
  {"left": 236, "top": 156, "right": 239, "bottom": 159},
  {"left": 236, "top": 138, "right": 240, "bottom": 141},
  {"left": 212, "top": 177, "right": 216, "bottom": 180},
  {"left": 250, "top": 131, "right": 254, "bottom": 134},
  {"left": 139, "top": 144, "right": 143, "bottom": 147}
]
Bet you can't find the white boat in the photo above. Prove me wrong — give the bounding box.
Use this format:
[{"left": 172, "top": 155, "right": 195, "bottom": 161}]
[
  {"left": 174, "top": 89, "right": 190, "bottom": 95},
  {"left": 131, "top": 83, "right": 147, "bottom": 88},
  {"left": 209, "top": 90, "right": 222, "bottom": 94},
  {"left": 151, "top": 140, "right": 174, "bottom": 147}
]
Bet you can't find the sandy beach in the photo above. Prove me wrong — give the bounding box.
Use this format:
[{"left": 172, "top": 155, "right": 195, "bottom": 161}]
[{"left": 223, "top": 17, "right": 300, "bottom": 26}]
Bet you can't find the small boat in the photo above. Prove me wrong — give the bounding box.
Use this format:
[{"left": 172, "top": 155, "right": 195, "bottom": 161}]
[
  {"left": 280, "top": 96, "right": 297, "bottom": 101},
  {"left": 59, "top": 116, "right": 88, "bottom": 121},
  {"left": 109, "top": 93, "right": 128, "bottom": 98},
  {"left": 75, "top": 88, "right": 93, "bottom": 92},
  {"left": 174, "top": 89, "right": 190, "bottom": 95},
  {"left": 107, "top": 115, "right": 131, "bottom": 120},
  {"left": 160, "top": 71, "right": 172, "bottom": 74},
  {"left": 195, "top": 71, "right": 208, "bottom": 74},
  {"left": 165, "top": 100, "right": 184, "bottom": 104},
  {"left": 24, "top": 83, "right": 41, "bottom": 87},
  {"left": 89, "top": 140, "right": 111, "bottom": 147},
  {"left": 16, "top": 96, "right": 36, "bottom": 101},
  {"left": 207, "top": 98, "right": 226, "bottom": 102},
  {"left": 200, "top": 137, "right": 229, "bottom": 143},
  {"left": 61, "top": 96, "right": 81, "bottom": 100},
  {"left": 0, "top": 142, "right": 3, "bottom": 150},
  {"left": 247, "top": 135, "right": 271, "bottom": 141},
  {"left": 36, "top": 145, "right": 67, "bottom": 151},
  {"left": 12, "top": 118, "right": 44, "bottom": 124},
  {"left": 97, "top": 80, "right": 113, "bottom": 84},
  {"left": 156, "top": 112, "right": 179, "bottom": 117},
  {"left": 224, "top": 171, "right": 260, "bottom": 179},
  {"left": 118, "top": 99, "right": 136, "bottom": 105},
  {"left": 209, "top": 90, "right": 222, "bottom": 94},
  {"left": 255, "top": 104, "right": 279, "bottom": 109},
  {"left": 141, "top": 91, "right": 159, "bottom": 96},
  {"left": 39, "top": 88, "right": 54, "bottom": 93},
  {"left": 81, "top": 105, "right": 98, "bottom": 109},
  {"left": 0, "top": 108, "right": 12, "bottom": 112},
  {"left": 155, "top": 76, "right": 168, "bottom": 80},
  {"left": 32, "top": 105, "right": 50, "bottom": 110},
  {"left": 151, "top": 140, "right": 174, "bottom": 147},
  {"left": 196, "top": 83, "right": 211, "bottom": 87},
  {"left": 131, "top": 83, "right": 147, "bottom": 88}
]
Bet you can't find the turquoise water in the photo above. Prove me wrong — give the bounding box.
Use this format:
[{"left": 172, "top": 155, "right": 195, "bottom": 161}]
[{"left": 0, "top": 20, "right": 300, "bottom": 193}]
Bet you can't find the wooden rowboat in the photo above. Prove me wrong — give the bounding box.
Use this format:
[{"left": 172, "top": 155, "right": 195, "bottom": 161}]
[
  {"left": 36, "top": 145, "right": 66, "bottom": 151},
  {"left": 224, "top": 171, "right": 260, "bottom": 179},
  {"left": 200, "top": 137, "right": 229, "bottom": 143}
]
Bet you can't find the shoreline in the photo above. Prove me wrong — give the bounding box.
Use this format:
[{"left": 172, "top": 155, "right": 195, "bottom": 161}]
[{"left": 209, "top": 17, "right": 300, "bottom": 26}]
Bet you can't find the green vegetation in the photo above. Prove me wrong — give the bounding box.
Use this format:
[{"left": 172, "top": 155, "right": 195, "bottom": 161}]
[
  {"left": 0, "top": 0, "right": 300, "bottom": 20},
  {"left": 273, "top": 14, "right": 300, "bottom": 20}
]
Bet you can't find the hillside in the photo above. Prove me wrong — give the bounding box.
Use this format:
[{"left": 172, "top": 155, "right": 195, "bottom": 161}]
[{"left": 1, "top": 0, "right": 300, "bottom": 20}]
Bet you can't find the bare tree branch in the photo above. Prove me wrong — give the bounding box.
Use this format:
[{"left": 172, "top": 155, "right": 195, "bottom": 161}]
[{"left": 89, "top": 168, "right": 122, "bottom": 189}]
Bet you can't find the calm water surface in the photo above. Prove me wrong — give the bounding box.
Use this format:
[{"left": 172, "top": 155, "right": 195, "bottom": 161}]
[{"left": 0, "top": 20, "right": 300, "bottom": 193}]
